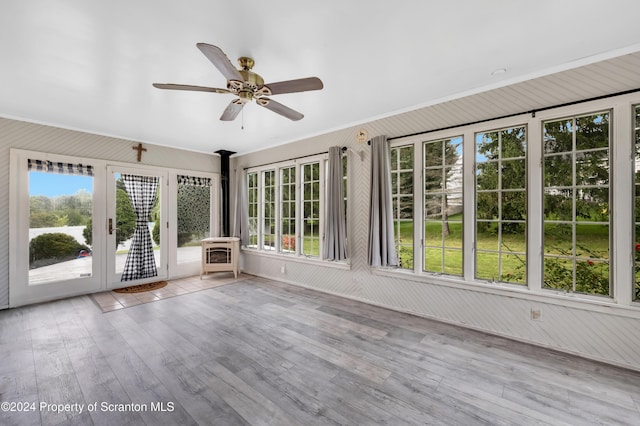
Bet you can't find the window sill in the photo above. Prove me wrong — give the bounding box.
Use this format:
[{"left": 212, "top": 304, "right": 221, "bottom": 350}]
[
  {"left": 372, "top": 267, "right": 640, "bottom": 319},
  {"left": 240, "top": 248, "right": 351, "bottom": 270}
]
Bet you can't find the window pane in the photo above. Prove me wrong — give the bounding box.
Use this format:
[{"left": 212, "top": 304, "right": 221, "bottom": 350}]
[
  {"left": 544, "top": 190, "right": 573, "bottom": 221},
  {"left": 544, "top": 119, "right": 572, "bottom": 153},
  {"left": 443, "top": 249, "right": 463, "bottom": 276},
  {"left": 425, "top": 248, "right": 443, "bottom": 272},
  {"left": 502, "top": 159, "right": 526, "bottom": 189},
  {"left": 477, "top": 192, "right": 498, "bottom": 220},
  {"left": 502, "top": 191, "right": 526, "bottom": 221},
  {"left": 476, "top": 252, "right": 500, "bottom": 281},
  {"left": 501, "top": 127, "right": 526, "bottom": 159},
  {"left": 544, "top": 154, "right": 573, "bottom": 187},
  {"left": 576, "top": 113, "right": 609, "bottom": 151},
  {"left": 576, "top": 151, "right": 609, "bottom": 186}
]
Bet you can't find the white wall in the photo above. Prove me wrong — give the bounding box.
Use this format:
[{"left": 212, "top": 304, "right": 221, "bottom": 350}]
[{"left": 0, "top": 117, "right": 220, "bottom": 308}]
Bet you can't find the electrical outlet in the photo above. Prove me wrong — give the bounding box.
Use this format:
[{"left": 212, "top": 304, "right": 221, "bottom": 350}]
[{"left": 531, "top": 309, "right": 541, "bottom": 321}]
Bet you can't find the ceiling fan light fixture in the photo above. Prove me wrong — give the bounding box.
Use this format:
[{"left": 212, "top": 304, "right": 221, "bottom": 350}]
[{"left": 237, "top": 90, "right": 253, "bottom": 103}]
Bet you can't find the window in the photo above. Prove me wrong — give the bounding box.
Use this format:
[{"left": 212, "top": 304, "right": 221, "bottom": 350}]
[
  {"left": 634, "top": 105, "right": 640, "bottom": 301},
  {"left": 302, "top": 162, "right": 321, "bottom": 257},
  {"left": 391, "top": 145, "right": 414, "bottom": 269},
  {"left": 343, "top": 154, "right": 348, "bottom": 232},
  {"left": 475, "top": 126, "right": 527, "bottom": 284},
  {"left": 247, "top": 172, "right": 258, "bottom": 247},
  {"left": 262, "top": 170, "right": 276, "bottom": 251},
  {"left": 246, "top": 155, "right": 340, "bottom": 261},
  {"left": 423, "top": 137, "right": 463, "bottom": 275},
  {"left": 543, "top": 112, "right": 610, "bottom": 296},
  {"left": 280, "top": 166, "right": 296, "bottom": 254}
]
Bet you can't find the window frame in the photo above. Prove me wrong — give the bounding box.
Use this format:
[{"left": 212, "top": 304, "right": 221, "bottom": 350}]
[
  {"left": 244, "top": 153, "right": 348, "bottom": 264},
  {"left": 541, "top": 110, "right": 612, "bottom": 297}
]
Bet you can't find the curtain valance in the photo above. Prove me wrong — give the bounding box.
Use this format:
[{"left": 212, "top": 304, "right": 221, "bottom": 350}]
[
  {"left": 177, "top": 175, "right": 212, "bottom": 187},
  {"left": 28, "top": 159, "right": 94, "bottom": 176}
]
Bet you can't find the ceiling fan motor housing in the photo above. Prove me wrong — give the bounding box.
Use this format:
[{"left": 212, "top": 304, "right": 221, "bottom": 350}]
[{"left": 229, "top": 59, "right": 265, "bottom": 103}]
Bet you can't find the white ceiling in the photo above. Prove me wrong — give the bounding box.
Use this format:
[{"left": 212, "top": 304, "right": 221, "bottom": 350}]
[{"left": 1, "top": 0, "right": 640, "bottom": 156}]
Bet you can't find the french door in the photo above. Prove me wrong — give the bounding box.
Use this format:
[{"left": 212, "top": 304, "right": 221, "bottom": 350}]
[
  {"left": 106, "top": 166, "right": 168, "bottom": 288},
  {"left": 10, "top": 150, "right": 216, "bottom": 307}
]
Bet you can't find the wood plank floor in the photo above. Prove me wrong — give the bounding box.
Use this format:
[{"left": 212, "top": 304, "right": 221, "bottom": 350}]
[{"left": 1, "top": 275, "right": 639, "bottom": 425}]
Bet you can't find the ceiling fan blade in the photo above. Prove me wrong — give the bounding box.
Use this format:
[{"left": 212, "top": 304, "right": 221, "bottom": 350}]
[
  {"left": 152, "top": 83, "right": 231, "bottom": 94},
  {"left": 220, "top": 99, "right": 244, "bottom": 121},
  {"left": 256, "top": 98, "right": 304, "bottom": 121},
  {"left": 260, "top": 77, "right": 323, "bottom": 96},
  {"left": 196, "top": 43, "right": 243, "bottom": 82}
]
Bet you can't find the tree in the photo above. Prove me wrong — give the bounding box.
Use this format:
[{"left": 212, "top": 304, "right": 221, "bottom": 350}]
[
  {"left": 115, "top": 188, "right": 136, "bottom": 247},
  {"left": 83, "top": 219, "right": 93, "bottom": 246},
  {"left": 476, "top": 128, "right": 526, "bottom": 234},
  {"left": 424, "top": 139, "right": 461, "bottom": 236}
]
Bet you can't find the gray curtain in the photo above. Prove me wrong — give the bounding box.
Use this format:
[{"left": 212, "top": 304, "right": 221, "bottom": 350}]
[
  {"left": 368, "top": 135, "right": 398, "bottom": 266},
  {"left": 233, "top": 168, "right": 249, "bottom": 245},
  {"left": 121, "top": 174, "right": 159, "bottom": 281},
  {"left": 323, "top": 146, "right": 347, "bottom": 260}
]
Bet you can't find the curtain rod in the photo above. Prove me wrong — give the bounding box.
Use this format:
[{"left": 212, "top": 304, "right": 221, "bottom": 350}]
[
  {"left": 378, "top": 87, "right": 640, "bottom": 143},
  {"left": 242, "top": 147, "right": 347, "bottom": 170}
]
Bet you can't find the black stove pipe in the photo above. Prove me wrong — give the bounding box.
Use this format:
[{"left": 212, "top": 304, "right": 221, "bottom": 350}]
[{"left": 215, "top": 149, "right": 235, "bottom": 237}]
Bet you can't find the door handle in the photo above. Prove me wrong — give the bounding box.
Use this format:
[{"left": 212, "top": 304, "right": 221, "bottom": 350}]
[{"left": 108, "top": 218, "right": 118, "bottom": 235}]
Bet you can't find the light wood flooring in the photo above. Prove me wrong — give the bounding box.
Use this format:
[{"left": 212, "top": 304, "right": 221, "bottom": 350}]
[{"left": 1, "top": 274, "right": 639, "bottom": 425}]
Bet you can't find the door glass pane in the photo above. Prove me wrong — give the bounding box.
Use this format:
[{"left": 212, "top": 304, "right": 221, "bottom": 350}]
[
  {"left": 29, "top": 171, "right": 93, "bottom": 284},
  {"left": 177, "top": 176, "right": 211, "bottom": 264}
]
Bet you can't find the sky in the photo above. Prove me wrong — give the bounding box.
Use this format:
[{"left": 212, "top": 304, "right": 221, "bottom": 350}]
[{"left": 29, "top": 172, "right": 93, "bottom": 197}]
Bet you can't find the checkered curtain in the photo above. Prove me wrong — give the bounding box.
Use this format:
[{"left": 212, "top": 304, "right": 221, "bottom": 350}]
[
  {"left": 28, "top": 159, "right": 94, "bottom": 176},
  {"left": 177, "top": 175, "right": 212, "bottom": 187},
  {"left": 120, "top": 174, "right": 159, "bottom": 281}
]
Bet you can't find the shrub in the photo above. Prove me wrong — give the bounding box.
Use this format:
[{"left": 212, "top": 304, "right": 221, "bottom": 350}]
[
  {"left": 282, "top": 235, "right": 296, "bottom": 251},
  {"left": 29, "top": 233, "right": 89, "bottom": 268},
  {"left": 153, "top": 220, "right": 160, "bottom": 246}
]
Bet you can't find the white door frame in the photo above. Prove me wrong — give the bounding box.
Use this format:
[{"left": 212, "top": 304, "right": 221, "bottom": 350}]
[{"left": 9, "top": 149, "right": 219, "bottom": 307}]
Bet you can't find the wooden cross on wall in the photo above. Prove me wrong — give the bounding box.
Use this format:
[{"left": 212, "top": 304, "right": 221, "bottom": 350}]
[{"left": 132, "top": 143, "right": 147, "bottom": 162}]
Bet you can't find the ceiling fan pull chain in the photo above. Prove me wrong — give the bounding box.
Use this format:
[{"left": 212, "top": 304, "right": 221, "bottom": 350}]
[{"left": 241, "top": 106, "right": 244, "bottom": 130}]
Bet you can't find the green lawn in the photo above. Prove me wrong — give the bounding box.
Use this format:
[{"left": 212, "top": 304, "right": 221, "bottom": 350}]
[{"left": 394, "top": 214, "right": 610, "bottom": 292}]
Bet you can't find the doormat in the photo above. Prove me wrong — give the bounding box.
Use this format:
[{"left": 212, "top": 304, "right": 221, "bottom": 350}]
[{"left": 113, "top": 281, "right": 168, "bottom": 293}]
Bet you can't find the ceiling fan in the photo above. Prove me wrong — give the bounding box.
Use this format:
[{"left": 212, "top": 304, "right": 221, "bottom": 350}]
[{"left": 153, "top": 43, "right": 323, "bottom": 122}]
